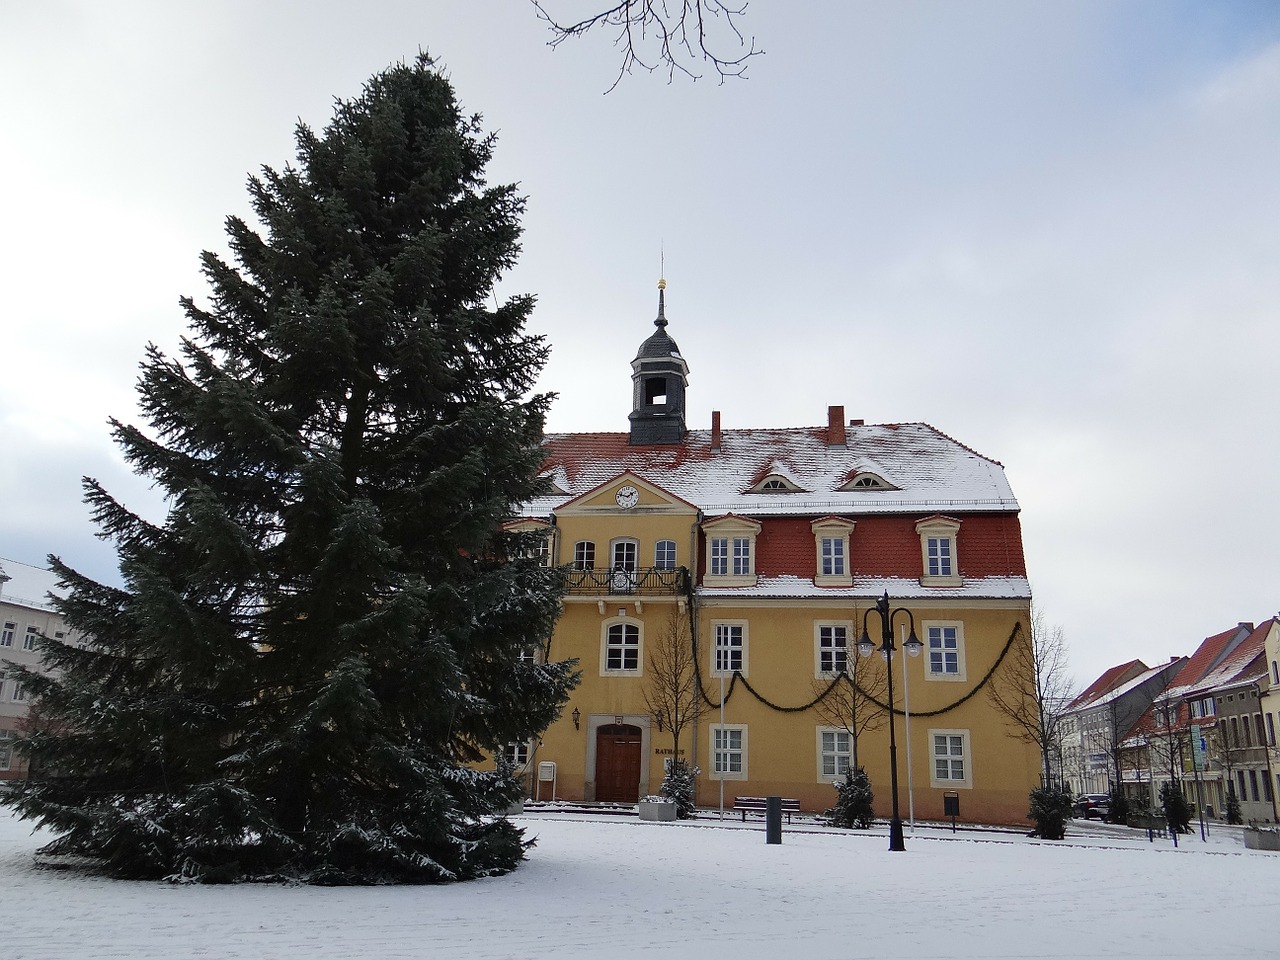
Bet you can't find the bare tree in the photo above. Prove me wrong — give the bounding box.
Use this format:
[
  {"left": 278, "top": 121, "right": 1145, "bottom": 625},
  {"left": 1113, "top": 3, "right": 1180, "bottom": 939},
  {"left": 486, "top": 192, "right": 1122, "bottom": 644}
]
[
  {"left": 811, "top": 651, "right": 889, "bottom": 772},
  {"left": 642, "top": 606, "right": 698, "bottom": 757},
  {"left": 533, "top": 1, "right": 762, "bottom": 92},
  {"left": 988, "top": 606, "right": 1076, "bottom": 787}
]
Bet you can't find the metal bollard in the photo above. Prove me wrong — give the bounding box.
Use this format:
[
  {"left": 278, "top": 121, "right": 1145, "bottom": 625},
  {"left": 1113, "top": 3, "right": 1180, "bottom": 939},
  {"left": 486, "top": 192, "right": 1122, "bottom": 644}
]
[{"left": 766, "top": 795, "right": 782, "bottom": 844}]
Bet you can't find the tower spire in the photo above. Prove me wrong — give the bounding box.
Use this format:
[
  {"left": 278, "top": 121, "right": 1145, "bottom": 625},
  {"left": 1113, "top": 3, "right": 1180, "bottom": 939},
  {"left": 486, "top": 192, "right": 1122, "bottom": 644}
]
[{"left": 630, "top": 275, "right": 689, "bottom": 445}]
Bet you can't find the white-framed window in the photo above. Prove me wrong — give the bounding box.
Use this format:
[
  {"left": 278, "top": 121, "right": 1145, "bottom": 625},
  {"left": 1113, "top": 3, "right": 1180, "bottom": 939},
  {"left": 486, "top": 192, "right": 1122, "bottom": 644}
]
[
  {"left": 611, "top": 539, "right": 638, "bottom": 571},
  {"left": 811, "top": 518, "right": 855, "bottom": 586},
  {"left": 601, "top": 618, "right": 641, "bottom": 676},
  {"left": 915, "top": 516, "right": 962, "bottom": 586},
  {"left": 701, "top": 516, "right": 760, "bottom": 586},
  {"left": 815, "top": 622, "right": 851, "bottom": 676},
  {"left": 654, "top": 540, "right": 677, "bottom": 570},
  {"left": 11, "top": 681, "right": 26, "bottom": 703},
  {"left": 927, "top": 538, "right": 952, "bottom": 576},
  {"left": 822, "top": 538, "right": 845, "bottom": 576},
  {"left": 573, "top": 540, "right": 596, "bottom": 570},
  {"left": 505, "top": 520, "right": 553, "bottom": 566},
  {"left": 517, "top": 645, "right": 540, "bottom": 665},
  {"left": 923, "top": 622, "right": 966, "bottom": 681},
  {"left": 710, "top": 724, "right": 747, "bottom": 780},
  {"left": 0, "top": 729, "right": 12, "bottom": 772},
  {"left": 0, "top": 622, "right": 14, "bottom": 647},
  {"left": 610, "top": 539, "right": 639, "bottom": 592},
  {"left": 710, "top": 537, "right": 728, "bottom": 576},
  {"left": 706, "top": 535, "right": 752, "bottom": 577},
  {"left": 503, "top": 741, "right": 531, "bottom": 768},
  {"left": 712, "top": 622, "right": 747, "bottom": 676},
  {"left": 23, "top": 626, "right": 39, "bottom": 651},
  {"left": 817, "top": 727, "right": 852, "bottom": 781},
  {"left": 930, "top": 729, "right": 971, "bottom": 787}
]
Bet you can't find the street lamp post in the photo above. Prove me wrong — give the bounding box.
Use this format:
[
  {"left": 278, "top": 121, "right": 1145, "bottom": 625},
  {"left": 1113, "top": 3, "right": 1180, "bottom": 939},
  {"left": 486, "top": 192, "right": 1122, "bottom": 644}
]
[{"left": 858, "top": 591, "right": 922, "bottom": 852}]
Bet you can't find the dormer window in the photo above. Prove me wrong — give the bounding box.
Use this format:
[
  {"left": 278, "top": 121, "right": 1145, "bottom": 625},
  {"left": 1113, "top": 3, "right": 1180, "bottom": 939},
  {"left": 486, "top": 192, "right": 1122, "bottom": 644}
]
[
  {"left": 702, "top": 515, "right": 761, "bottom": 587},
  {"left": 750, "top": 474, "right": 803, "bottom": 494},
  {"left": 915, "top": 516, "right": 961, "bottom": 586},
  {"left": 840, "top": 472, "right": 896, "bottom": 491},
  {"left": 811, "top": 517, "right": 855, "bottom": 587},
  {"left": 538, "top": 473, "right": 569, "bottom": 496}
]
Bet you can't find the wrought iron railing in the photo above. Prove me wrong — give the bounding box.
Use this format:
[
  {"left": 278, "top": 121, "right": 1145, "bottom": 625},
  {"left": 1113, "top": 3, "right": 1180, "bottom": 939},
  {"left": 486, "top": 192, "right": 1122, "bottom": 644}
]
[{"left": 560, "top": 565, "right": 689, "bottom": 596}]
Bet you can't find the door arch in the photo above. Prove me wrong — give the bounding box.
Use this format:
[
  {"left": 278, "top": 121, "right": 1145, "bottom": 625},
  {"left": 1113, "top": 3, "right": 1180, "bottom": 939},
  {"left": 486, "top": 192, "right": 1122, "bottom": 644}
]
[{"left": 595, "top": 724, "right": 643, "bottom": 803}]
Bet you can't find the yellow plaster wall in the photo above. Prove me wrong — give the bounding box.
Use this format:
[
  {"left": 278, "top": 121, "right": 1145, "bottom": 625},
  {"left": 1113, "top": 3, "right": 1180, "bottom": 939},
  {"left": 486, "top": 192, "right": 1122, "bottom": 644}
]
[{"left": 527, "top": 587, "right": 1038, "bottom": 824}]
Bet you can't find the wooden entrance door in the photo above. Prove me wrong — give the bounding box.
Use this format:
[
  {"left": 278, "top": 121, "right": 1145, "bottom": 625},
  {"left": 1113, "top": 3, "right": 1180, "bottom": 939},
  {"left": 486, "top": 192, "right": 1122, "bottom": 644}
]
[{"left": 595, "top": 724, "right": 643, "bottom": 803}]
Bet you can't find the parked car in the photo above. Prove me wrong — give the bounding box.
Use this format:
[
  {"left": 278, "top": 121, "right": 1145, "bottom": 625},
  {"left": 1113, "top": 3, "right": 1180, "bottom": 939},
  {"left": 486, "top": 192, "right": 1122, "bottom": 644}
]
[{"left": 1074, "top": 794, "right": 1110, "bottom": 820}]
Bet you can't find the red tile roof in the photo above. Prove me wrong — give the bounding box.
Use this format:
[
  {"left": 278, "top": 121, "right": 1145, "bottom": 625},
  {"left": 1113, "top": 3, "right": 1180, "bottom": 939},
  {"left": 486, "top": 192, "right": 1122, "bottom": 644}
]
[
  {"left": 1069, "top": 660, "right": 1149, "bottom": 710},
  {"left": 532, "top": 422, "right": 1019, "bottom": 519}
]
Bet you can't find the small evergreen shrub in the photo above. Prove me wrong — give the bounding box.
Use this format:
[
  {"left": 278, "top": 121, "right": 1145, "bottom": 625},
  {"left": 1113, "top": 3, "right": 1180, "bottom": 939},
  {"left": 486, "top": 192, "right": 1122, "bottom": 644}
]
[
  {"left": 1160, "top": 782, "right": 1193, "bottom": 834},
  {"left": 659, "top": 760, "right": 698, "bottom": 819},
  {"left": 1028, "top": 785, "right": 1074, "bottom": 839},
  {"left": 1126, "top": 791, "right": 1161, "bottom": 829},
  {"left": 827, "top": 767, "right": 875, "bottom": 829},
  {"left": 1226, "top": 784, "right": 1243, "bottom": 824},
  {"left": 1106, "top": 784, "right": 1129, "bottom": 825}
]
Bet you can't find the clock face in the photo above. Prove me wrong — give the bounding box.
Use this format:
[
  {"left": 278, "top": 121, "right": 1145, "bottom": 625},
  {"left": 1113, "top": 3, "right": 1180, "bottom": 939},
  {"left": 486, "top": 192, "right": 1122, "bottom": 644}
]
[{"left": 615, "top": 485, "right": 639, "bottom": 509}]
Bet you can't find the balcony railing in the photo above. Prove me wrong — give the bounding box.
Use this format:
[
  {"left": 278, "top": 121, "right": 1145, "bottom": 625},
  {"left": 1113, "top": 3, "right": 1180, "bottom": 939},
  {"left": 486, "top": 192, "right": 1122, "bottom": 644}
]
[{"left": 560, "top": 565, "right": 690, "bottom": 597}]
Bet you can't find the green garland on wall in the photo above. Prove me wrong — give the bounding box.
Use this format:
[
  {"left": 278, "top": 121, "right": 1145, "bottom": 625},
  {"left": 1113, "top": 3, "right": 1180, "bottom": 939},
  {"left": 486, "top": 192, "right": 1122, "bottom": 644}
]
[{"left": 693, "top": 619, "right": 1025, "bottom": 720}]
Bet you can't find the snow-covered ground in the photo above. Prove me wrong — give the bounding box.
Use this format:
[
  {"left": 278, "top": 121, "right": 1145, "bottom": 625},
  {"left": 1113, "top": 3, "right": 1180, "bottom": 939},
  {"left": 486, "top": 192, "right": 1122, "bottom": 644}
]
[{"left": 1, "top": 807, "right": 1275, "bottom": 959}]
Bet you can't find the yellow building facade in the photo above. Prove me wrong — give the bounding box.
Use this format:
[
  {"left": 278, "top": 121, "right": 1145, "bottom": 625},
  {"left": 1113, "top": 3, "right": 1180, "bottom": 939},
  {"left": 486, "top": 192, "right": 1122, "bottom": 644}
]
[{"left": 514, "top": 286, "right": 1039, "bottom": 825}]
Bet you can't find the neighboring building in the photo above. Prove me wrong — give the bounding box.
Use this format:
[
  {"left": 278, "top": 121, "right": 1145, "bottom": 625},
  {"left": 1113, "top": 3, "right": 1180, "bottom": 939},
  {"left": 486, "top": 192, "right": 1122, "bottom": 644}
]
[
  {"left": 0, "top": 558, "right": 70, "bottom": 780},
  {"left": 1179, "top": 619, "right": 1276, "bottom": 823},
  {"left": 1056, "top": 659, "right": 1148, "bottom": 794},
  {"left": 511, "top": 283, "right": 1040, "bottom": 824},
  {"left": 1117, "top": 621, "right": 1260, "bottom": 818},
  {"left": 1057, "top": 658, "right": 1184, "bottom": 798},
  {"left": 1256, "top": 619, "right": 1280, "bottom": 818}
]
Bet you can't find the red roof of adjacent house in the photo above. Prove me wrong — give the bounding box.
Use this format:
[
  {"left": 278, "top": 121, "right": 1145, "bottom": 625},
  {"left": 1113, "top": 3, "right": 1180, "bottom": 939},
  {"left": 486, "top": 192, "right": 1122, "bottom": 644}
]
[
  {"left": 1069, "top": 660, "right": 1149, "bottom": 711},
  {"left": 1166, "top": 623, "right": 1256, "bottom": 694},
  {"left": 1133, "top": 621, "right": 1266, "bottom": 737},
  {"left": 1181, "top": 619, "right": 1275, "bottom": 696}
]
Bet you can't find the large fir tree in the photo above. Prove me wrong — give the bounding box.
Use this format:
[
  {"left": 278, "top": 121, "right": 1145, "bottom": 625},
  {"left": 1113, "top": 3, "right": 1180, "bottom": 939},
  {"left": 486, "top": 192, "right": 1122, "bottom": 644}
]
[{"left": 4, "top": 55, "right": 577, "bottom": 884}]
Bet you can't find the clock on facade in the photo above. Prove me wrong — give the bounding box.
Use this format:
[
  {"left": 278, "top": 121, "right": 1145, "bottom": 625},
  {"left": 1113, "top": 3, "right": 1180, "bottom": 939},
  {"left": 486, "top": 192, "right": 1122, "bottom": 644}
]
[{"left": 615, "top": 485, "right": 639, "bottom": 509}]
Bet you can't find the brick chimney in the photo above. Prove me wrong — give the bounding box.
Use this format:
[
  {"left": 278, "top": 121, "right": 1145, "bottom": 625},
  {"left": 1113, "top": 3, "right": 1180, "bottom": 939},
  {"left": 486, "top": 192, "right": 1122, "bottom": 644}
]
[
  {"left": 711, "top": 410, "right": 722, "bottom": 453},
  {"left": 828, "top": 405, "right": 846, "bottom": 447}
]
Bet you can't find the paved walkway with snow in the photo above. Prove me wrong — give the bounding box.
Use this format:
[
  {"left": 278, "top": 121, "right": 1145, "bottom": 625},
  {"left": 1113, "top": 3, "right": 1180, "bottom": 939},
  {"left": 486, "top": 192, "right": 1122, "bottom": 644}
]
[{"left": 1, "top": 807, "right": 1274, "bottom": 959}]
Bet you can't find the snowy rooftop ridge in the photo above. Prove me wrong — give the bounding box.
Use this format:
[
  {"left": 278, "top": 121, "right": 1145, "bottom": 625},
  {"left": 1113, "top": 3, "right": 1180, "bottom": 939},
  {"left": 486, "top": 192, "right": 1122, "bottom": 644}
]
[
  {"left": 0, "top": 557, "right": 65, "bottom": 613},
  {"left": 531, "top": 422, "right": 1019, "bottom": 517},
  {"left": 698, "top": 574, "right": 1031, "bottom": 601}
]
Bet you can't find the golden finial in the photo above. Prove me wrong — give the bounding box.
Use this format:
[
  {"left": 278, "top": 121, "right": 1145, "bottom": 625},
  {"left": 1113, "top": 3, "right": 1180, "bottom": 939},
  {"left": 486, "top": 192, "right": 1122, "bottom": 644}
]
[{"left": 658, "top": 278, "right": 666, "bottom": 290}]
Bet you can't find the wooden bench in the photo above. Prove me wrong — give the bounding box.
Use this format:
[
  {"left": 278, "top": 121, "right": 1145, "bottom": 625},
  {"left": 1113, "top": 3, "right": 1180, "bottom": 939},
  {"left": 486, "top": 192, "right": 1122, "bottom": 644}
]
[{"left": 733, "top": 796, "right": 801, "bottom": 823}]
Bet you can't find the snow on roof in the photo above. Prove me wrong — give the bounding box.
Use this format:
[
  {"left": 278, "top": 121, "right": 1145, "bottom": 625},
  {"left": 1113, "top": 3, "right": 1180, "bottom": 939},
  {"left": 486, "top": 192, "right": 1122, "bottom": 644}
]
[
  {"left": 697, "top": 574, "right": 1031, "bottom": 601},
  {"left": 1157, "top": 622, "right": 1255, "bottom": 701},
  {"left": 529, "top": 423, "right": 1018, "bottom": 517},
  {"left": 1067, "top": 659, "right": 1149, "bottom": 710},
  {"left": 1175, "top": 619, "right": 1275, "bottom": 697},
  {"left": 1071, "top": 660, "right": 1184, "bottom": 713},
  {"left": 0, "top": 557, "right": 65, "bottom": 613}
]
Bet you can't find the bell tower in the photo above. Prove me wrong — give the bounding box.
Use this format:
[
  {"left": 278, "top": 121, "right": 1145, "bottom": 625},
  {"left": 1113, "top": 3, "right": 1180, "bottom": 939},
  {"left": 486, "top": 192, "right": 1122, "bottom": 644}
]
[{"left": 628, "top": 279, "right": 689, "bottom": 445}]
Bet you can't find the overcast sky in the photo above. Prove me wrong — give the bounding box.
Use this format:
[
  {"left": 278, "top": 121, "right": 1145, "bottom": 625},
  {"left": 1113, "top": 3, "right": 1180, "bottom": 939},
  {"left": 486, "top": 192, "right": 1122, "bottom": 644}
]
[{"left": 2, "top": 1, "right": 1278, "bottom": 688}]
